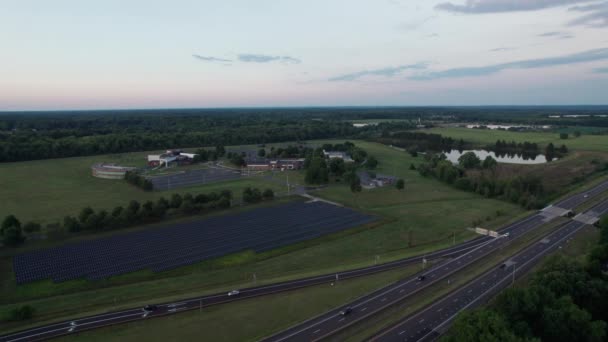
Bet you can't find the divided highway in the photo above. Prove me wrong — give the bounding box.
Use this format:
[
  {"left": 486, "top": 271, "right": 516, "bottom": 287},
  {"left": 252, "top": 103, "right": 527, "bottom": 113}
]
[
  {"left": 2, "top": 180, "right": 608, "bottom": 342},
  {"left": 370, "top": 199, "right": 608, "bottom": 342},
  {"left": 263, "top": 180, "right": 608, "bottom": 342}
]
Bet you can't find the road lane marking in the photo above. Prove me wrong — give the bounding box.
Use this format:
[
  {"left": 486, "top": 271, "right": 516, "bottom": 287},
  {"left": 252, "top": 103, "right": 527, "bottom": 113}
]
[{"left": 313, "top": 329, "right": 321, "bottom": 334}]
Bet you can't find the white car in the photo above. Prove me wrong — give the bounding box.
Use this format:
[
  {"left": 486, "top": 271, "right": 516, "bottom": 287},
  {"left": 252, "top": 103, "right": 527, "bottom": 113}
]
[{"left": 227, "top": 290, "right": 240, "bottom": 296}]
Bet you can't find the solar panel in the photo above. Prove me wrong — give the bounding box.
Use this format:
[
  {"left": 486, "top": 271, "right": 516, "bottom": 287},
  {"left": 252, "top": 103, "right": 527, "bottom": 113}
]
[{"left": 13, "top": 201, "right": 376, "bottom": 284}]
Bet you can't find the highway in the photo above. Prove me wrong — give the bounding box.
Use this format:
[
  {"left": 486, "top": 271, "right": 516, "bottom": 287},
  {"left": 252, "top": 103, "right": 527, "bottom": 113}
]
[
  {"left": 2, "top": 179, "right": 607, "bottom": 342},
  {"left": 262, "top": 180, "right": 608, "bottom": 342},
  {"left": 370, "top": 199, "right": 608, "bottom": 342}
]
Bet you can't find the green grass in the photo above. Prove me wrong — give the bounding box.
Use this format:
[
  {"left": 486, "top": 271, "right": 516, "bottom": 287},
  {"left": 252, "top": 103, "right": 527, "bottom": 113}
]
[
  {"left": 0, "top": 152, "right": 285, "bottom": 226},
  {"left": 425, "top": 127, "right": 608, "bottom": 152}
]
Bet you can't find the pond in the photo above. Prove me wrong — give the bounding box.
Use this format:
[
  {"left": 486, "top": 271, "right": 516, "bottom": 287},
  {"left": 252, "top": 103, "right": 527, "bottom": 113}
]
[{"left": 443, "top": 149, "right": 554, "bottom": 165}]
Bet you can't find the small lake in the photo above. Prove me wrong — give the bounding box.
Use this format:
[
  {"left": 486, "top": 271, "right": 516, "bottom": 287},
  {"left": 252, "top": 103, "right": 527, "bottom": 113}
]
[{"left": 443, "top": 150, "right": 553, "bottom": 165}]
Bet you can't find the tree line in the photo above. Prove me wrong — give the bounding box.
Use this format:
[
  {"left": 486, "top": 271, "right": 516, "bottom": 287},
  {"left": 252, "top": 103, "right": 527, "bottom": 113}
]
[
  {"left": 376, "top": 131, "right": 466, "bottom": 153},
  {"left": 0, "top": 119, "right": 379, "bottom": 163},
  {"left": 417, "top": 153, "right": 546, "bottom": 209},
  {"left": 444, "top": 216, "right": 608, "bottom": 342}
]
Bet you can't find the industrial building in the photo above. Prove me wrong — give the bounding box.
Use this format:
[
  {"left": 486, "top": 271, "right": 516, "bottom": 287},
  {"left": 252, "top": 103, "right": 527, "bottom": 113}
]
[{"left": 147, "top": 150, "right": 198, "bottom": 167}]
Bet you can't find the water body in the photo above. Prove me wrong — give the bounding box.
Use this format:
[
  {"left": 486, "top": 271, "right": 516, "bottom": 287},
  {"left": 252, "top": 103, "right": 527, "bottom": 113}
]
[{"left": 444, "top": 149, "right": 553, "bottom": 165}]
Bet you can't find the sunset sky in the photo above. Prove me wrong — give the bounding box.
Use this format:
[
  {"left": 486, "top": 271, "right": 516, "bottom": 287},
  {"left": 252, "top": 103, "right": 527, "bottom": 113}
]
[{"left": 2, "top": 0, "right": 608, "bottom": 110}]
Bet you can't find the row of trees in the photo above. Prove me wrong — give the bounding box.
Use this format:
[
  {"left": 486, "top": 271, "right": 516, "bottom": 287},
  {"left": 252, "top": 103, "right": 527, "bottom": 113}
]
[
  {"left": 376, "top": 131, "right": 466, "bottom": 153},
  {"left": 417, "top": 154, "right": 546, "bottom": 209},
  {"left": 242, "top": 187, "right": 274, "bottom": 203},
  {"left": 124, "top": 171, "right": 153, "bottom": 191},
  {"left": 492, "top": 139, "right": 539, "bottom": 153},
  {"left": 62, "top": 191, "right": 232, "bottom": 233},
  {"left": 444, "top": 216, "right": 608, "bottom": 342},
  {"left": 1, "top": 191, "right": 236, "bottom": 247}
]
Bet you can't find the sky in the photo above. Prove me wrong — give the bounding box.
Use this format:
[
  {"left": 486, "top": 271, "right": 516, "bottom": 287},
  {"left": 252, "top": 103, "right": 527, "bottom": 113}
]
[{"left": 1, "top": 0, "right": 608, "bottom": 110}]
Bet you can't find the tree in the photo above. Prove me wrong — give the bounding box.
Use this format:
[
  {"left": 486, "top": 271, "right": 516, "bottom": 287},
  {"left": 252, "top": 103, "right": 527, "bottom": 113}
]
[
  {"left": 23, "top": 222, "right": 41, "bottom": 233},
  {"left": 170, "top": 194, "right": 182, "bottom": 209},
  {"left": 458, "top": 152, "right": 481, "bottom": 169},
  {"left": 1, "top": 215, "right": 21, "bottom": 235},
  {"left": 6, "top": 305, "right": 35, "bottom": 321},
  {"left": 559, "top": 132, "right": 569, "bottom": 139},
  {"left": 559, "top": 145, "right": 568, "bottom": 154},
  {"left": 329, "top": 158, "right": 346, "bottom": 176},
  {"left": 541, "top": 296, "right": 606, "bottom": 342},
  {"left": 574, "top": 131, "right": 582, "bottom": 138},
  {"left": 215, "top": 145, "right": 226, "bottom": 157},
  {"left": 262, "top": 188, "right": 274, "bottom": 200},
  {"left": 366, "top": 156, "right": 378, "bottom": 169},
  {"left": 243, "top": 187, "right": 262, "bottom": 203},
  {"left": 482, "top": 156, "right": 498, "bottom": 170},
  {"left": 409, "top": 163, "right": 416, "bottom": 170},
  {"left": 258, "top": 148, "right": 266, "bottom": 157},
  {"left": 78, "top": 207, "right": 94, "bottom": 224},
  {"left": 396, "top": 179, "right": 405, "bottom": 190},
  {"left": 545, "top": 143, "right": 556, "bottom": 162},
  {"left": 305, "top": 157, "right": 329, "bottom": 184},
  {"left": 443, "top": 309, "right": 525, "bottom": 342},
  {"left": 409, "top": 150, "right": 418, "bottom": 157},
  {"left": 3, "top": 225, "right": 25, "bottom": 246},
  {"left": 63, "top": 216, "right": 81, "bottom": 232}
]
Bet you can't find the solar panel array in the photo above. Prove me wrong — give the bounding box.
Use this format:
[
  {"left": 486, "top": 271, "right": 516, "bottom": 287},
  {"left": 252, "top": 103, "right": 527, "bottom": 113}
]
[
  {"left": 13, "top": 201, "right": 376, "bottom": 284},
  {"left": 148, "top": 167, "right": 244, "bottom": 191}
]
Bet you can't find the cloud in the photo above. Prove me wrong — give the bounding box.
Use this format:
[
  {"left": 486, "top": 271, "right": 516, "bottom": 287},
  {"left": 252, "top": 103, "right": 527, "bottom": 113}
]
[
  {"left": 328, "top": 63, "right": 429, "bottom": 82},
  {"left": 435, "top": 0, "right": 594, "bottom": 14},
  {"left": 192, "top": 54, "right": 232, "bottom": 63},
  {"left": 538, "top": 31, "right": 575, "bottom": 39},
  {"left": 489, "top": 47, "right": 515, "bottom": 52},
  {"left": 400, "top": 16, "right": 437, "bottom": 30},
  {"left": 410, "top": 48, "right": 608, "bottom": 80},
  {"left": 568, "top": 1, "right": 608, "bottom": 27},
  {"left": 237, "top": 54, "right": 301, "bottom": 64},
  {"left": 595, "top": 66, "right": 608, "bottom": 73},
  {"left": 425, "top": 33, "right": 440, "bottom": 38}
]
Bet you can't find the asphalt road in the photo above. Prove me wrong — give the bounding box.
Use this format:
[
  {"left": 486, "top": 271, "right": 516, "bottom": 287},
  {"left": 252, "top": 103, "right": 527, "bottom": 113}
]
[
  {"left": 262, "top": 180, "right": 608, "bottom": 342},
  {"left": 370, "top": 199, "right": 608, "bottom": 342},
  {"left": 2, "top": 180, "right": 607, "bottom": 342}
]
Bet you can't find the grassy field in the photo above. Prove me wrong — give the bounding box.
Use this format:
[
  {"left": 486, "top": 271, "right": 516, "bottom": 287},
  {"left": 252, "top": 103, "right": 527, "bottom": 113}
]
[
  {"left": 425, "top": 127, "right": 608, "bottom": 152},
  {"left": 0, "top": 140, "right": 526, "bottom": 333},
  {"left": 0, "top": 152, "right": 286, "bottom": 226}
]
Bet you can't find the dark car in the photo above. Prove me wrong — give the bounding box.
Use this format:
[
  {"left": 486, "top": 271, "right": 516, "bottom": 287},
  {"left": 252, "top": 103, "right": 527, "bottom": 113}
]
[
  {"left": 499, "top": 263, "right": 507, "bottom": 269},
  {"left": 143, "top": 305, "right": 158, "bottom": 312},
  {"left": 340, "top": 307, "right": 353, "bottom": 316},
  {"left": 417, "top": 275, "right": 426, "bottom": 281}
]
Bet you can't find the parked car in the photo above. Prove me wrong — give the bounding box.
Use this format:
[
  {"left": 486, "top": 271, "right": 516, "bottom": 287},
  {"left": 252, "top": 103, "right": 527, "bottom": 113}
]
[{"left": 417, "top": 275, "right": 426, "bottom": 281}]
